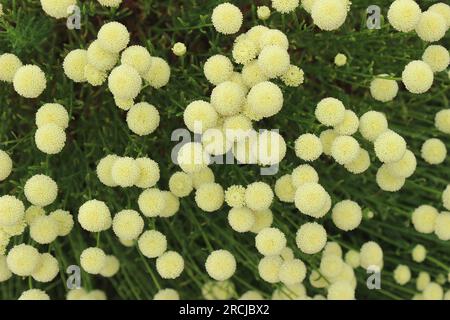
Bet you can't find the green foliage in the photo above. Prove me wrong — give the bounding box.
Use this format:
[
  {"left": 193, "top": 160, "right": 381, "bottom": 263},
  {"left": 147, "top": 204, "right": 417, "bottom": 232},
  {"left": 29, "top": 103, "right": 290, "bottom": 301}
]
[{"left": 0, "top": 0, "right": 449, "bottom": 300}]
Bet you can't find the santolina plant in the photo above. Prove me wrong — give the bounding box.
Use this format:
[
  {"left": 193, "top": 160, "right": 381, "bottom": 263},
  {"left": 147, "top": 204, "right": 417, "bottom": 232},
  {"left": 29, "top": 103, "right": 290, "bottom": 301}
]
[{"left": 0, "top": 0, "right": 448, "bottom": 301}]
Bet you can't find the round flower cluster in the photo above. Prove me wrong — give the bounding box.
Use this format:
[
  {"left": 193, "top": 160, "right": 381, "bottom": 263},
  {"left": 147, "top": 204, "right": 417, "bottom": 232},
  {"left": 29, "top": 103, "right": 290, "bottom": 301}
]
[
  {"left": 12, "top": 64, "right": 47, "bottom": 98},
  {"left": 257, "top": 6, "right": 271, "bottom": 20},
  {"left": 310, "top": 0, "right": 350, "bottom": 31},
  {"left": 334, "top": 53, "right": 347, "bottom": 67},
  {"left": 40, "top": 0, "right": 76, "bottom": 19},
  {"left": 0, "top": 150, "right": 12, "bottom": 182},
  {"left": 211, "top": 3, "right": 243, "bottom": 35},
  {"left": 34, "top": 103, "right": 69, "bottom": 154},
  {"left": 137, "top": 189, "right": 179, "bottom": 219},
  {"left": 435, "top": 109, "right": 450, "bottom": 134},
  {"left": 97, "top": 154, "right": 160, "bottom": 189},
  {"left": 370, "top": 75, "right": 399, "bottom": 102},
  {"left": 63, "top": 21, "right": 170, "bottom": 118},
  {"left": 421, "top": 138, "right": 447, "bottom": 165}
]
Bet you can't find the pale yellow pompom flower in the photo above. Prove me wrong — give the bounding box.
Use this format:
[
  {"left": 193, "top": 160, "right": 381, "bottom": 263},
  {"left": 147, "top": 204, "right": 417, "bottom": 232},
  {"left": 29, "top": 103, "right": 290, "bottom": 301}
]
[
  {"left": 169, "top": 172, "right": 193, "bottom": 198},
  {"left": 232, "top": 35, "right": 258, "bottom": 65},
  {"left": 204, "top": 55, "right": 233, "bottom": 85},
  {"left": 0, "top": 195, "right": 25, "bottom": 226},
  {"left": 334, "top": 53, "right": 347, "bottom": 67},
  {"left": 327, "top": 281, "right": 355, "bottom": 300},
  {"left": 32, "top": 253, "right": 59, "bottom": 282},
  {"left": 211, "top": 3, "right": 243, "bottom": 35},
  {"left": 359, "top": 110, "right": 388, "bottom": 142},
  {"left": 108, "top": 65, "right": 142, "bottom": 100},
  {"left": 257, "top": 6, "right": 271, "bottom": 20},
  {"left": 402, "top": 60, "right": 434, "bottom": 94},
  {"left": 376, "top": 165, "right": 406, "bottom": 192},
  {"left": 24, "top": 174, "right": 58, "bottom": 207},
  {"left": 97, "top": 21, "right": 130, "bottom": 53},
  {"left": 258, "top": 45, "right": 290, "bottom": 78},
  {"left": 428, "top": 3, "right": 450, "bottom": 28},
  {"left": 255, "top": 227, "right": 287, "bottom": 256},
  {"left": 296, "top": 222, "right": 327, "bottom": 254},
  {"left": 84, "top": 63, "right": 107, "bottom": 86},
  {"left": 385, "top": 149, "right": 417, "bottom": 178},
  {"left": 121, "top": 45, "right": 152, "bottom": 76},
  {"left": 246, "top": 81, "right": 283, "bottom": 119},
  {"left": 331, "top": 135, "right": 360, "bottom": 165},
  {"left": 172, "top": 42, "right": 187, "bottom": 57},
  {"left": 96, "top": 154, "right": 119, "bottom": 187},
  {"left": 142, "top": 57, "right": 171, "bottom": 89},
  {"left": 195, "top": 182, "right": 224, "bottom": 212},
  {"left": 228, "top": 207, "right": 255, "bottom": 233},
  {"left": 87, "top": 40, "right": 119, "bottom": 72},
  {"left": 387, "top": 0, "right": 421, "bottom": 32},
  {"left": 421, "top": 138, "right": 447, "bottom": 165},
  {"left": 315, "top": 97, "right": 345, "bottom": 126},
  {"left": 112, "top": 209, "right": 144, "bottom": 241},
  {"left": 177, "top": 142, "right": 210, "bottom": 174},
  {"left": 35, "top": 123, "right": 66, "bottom": 154},
  {"left": 63, "top": 49, "right": 88, "bottom": 83},
  {"left": 370, "top": 75, "right": 399, "bottom": 102},
  {"left": 443, "top": 185, "right": 450, "bottom": 210},
  {"left": 7, "top": 244, "right": 41, "bottom": 276},
  {"left": 99, "top": 255, "right": 120, "bottom": 277},
  {"left": 393, "top": 264, "right": 411, "bottom": 285},
  {"left": 138, "top": 230, "right": 167, "bottom": 258},
  {"left": 126, "top": 102, "right": 160, "bottom": 136},
  {"left": 49, "top": 209, "right": 74, "bottom": 236},
  {"left": 415, "top": 11, "right": 447, "bottom": 42},
  {"left": 80, "top": 247, "right": 106, "bottom": 274},
  {"left": 360, "top": 241, "right": 383, "bottom": 270},
  {"left": 78, "top": 199, "right": 112, "bottom": 232},
  {"left": 434, "top": 212, "right": 450, "bottom": 241},
  {"left": 225, "top": 185, "right": 246, "bottom": 208},
  {"left": 0, "top": 150, "right": 12, "bottom": 182},
  {"left": 250, "top": 209, "right": 273, "bottom": 233},
  {"left": 422, "top": 45, "right": 449, "bottom": 73},
  {"left": 135, "top": 157, "right": 160, "bottom": 189},
  {"left": 0, "top": 53, "right": 22, "bottom": 82},
  {"left": 295, "top": 133, "right": 323, "bottom": 162},
  {"left": 154, "top": 288, "right": 180, "bottom": 300},
  {"left": 334, "top": 110, "right": 359, "bottom": 135},
  {"left": 18, "top": 289, "right": 50, "bottom": 300},
  {"left": 13, "top": 65, "right": 46, "bottom": 98},
  {"left": 245, "top": 182, "right": 273, "bottom": 211},
  {"left": 374, "top": 130, "right": 406, "bottom": 163},
  {"left": 274, "top": 174, "right": 296, "bottom": 203},
  {"left": 411, "top": 244, "right": 427, "bottom": 263},
  {"left": 40, "top": 0, "right": 76, "bottom": 19},
  {"left": 211, "top": 81, "right": 245, "bottom": 116},
  {"left": 278, "top": 259, "right": 306, "bottom": 285},
  {"left": 344, "top": 148, "right": 371, "bottom": 174},
  {"left": 412, "top": 205, "right": 438, "bottom": 234},
  {"left": 332, "top": 200, "right": 362, "bottom": 231},
  {"left": 138, "top": 188, "right": 166, "bottom": 217},
  {"left": 435, "top": 109, "right": 450, "bottom": 134},
  {"left": 30, "top": 215, "right": 58, "bottom": 244},
  {"left": 291, "top": 164, "right": 319, "bottom": 188},
  {"left": 205, "top": 250, "right": 236, "bottom": 281},
  {"left": 111, "top": 157, "right": 139, "bottom": 187},
  {"left": 36, "top": 103, "right": 69, "bottom": 129},
  {"left": 156, "top": 251, "right": 184, "bottom": 279},
  {"left": 311, "top": 0, "right": 348, "bottom": 31},
  {"left": 281, "top": 65, "right": 304, "bottom": 87},
  {"left": 184, "top": 100, "right": 218, "bottom": 134}
]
